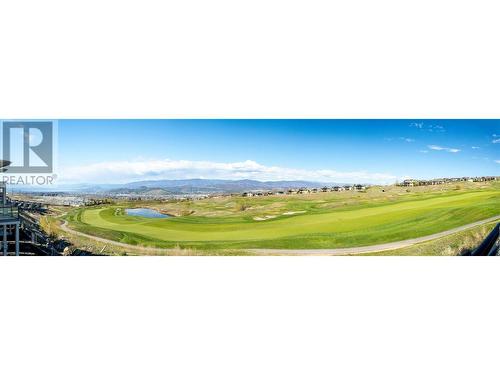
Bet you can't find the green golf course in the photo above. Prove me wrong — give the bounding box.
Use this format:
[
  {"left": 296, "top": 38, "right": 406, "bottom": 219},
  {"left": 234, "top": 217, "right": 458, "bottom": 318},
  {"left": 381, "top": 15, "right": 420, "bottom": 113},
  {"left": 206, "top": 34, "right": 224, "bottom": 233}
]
[{"left": 64, "top": 183, "right": 500, "bottom": 250}]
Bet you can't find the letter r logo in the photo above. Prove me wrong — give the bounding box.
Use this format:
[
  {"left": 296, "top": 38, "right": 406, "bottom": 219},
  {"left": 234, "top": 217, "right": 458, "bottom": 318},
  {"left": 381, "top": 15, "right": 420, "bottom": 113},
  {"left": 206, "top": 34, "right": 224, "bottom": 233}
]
[{"left": 2, "top": 121, "right": 54, "bottom": 173}]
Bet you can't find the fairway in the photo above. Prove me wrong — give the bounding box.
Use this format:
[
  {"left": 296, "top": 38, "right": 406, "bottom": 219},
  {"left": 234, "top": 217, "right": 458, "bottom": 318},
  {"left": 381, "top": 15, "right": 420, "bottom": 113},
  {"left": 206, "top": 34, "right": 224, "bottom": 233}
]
[{"left": 65, "top": 185, "right": 500, "bottom": 250}]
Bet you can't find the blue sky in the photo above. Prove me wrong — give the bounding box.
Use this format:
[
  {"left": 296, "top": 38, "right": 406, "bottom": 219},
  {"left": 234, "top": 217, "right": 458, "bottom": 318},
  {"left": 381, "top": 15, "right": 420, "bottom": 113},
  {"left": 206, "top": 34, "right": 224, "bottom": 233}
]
[{"left": 57, "top": 120, "right": 500, "bottom": 184}]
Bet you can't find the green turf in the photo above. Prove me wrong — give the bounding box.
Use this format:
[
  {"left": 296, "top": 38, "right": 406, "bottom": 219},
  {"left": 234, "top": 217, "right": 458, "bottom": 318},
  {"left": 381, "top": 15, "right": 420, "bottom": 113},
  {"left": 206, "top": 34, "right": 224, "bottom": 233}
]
[
  {"left": 361, "top": 221, "right": 499, "bottom": 256},
  {"left": 65, "top": 186, "right": 500, "bottom": 250}
]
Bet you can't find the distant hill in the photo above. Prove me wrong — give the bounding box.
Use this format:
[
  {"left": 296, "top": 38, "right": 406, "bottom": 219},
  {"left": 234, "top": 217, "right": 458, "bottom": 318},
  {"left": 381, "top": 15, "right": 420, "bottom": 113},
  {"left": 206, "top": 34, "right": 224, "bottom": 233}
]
[
  {"left": 113, "top": 179, "right": 334, "bottom": 194},
  {"left": 12, "top": 179, "right": 354, "bottom": 195}
]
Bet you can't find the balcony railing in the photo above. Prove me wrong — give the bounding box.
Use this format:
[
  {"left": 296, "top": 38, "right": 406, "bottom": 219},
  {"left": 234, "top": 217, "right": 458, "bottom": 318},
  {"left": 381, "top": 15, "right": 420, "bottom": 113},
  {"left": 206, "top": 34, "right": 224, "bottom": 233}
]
[
  {"left": 462, "top": 223, "right": 500, "bottom": 256},
  {"left": 0, "top": 205, "right": 20, "bottom": 222}
]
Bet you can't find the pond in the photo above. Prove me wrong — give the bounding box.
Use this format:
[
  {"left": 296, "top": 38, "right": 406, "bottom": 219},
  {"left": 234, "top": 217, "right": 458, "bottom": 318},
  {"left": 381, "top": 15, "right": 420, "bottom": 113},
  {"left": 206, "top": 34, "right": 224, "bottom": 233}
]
[{"left": 125, "top": 208, "right": 171, "bottom": 219}]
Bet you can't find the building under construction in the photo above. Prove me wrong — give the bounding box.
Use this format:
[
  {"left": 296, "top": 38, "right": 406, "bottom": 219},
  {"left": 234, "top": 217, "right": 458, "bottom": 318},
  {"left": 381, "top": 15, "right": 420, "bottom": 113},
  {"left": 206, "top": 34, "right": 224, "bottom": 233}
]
[
  {"left": 0, "top": 183, "right": 21, "bottom": 255},
  {"left": 0, "top": 183, "right": 57, "bottom": 256}
]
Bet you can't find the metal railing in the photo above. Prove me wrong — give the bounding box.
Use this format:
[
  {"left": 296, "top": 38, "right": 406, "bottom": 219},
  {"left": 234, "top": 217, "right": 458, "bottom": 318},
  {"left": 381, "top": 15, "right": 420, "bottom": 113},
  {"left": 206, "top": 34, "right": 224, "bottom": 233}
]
[
  {"left": 0, "top": 204, "right": 20, "bottom": 222},
  {"left": 463, "top": 223, "right": 500, "bottom": 256}
]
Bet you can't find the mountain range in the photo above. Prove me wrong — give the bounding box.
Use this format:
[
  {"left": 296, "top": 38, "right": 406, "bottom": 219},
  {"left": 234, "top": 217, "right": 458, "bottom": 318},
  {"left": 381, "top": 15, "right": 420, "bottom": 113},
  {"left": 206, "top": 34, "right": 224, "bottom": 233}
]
[
  {"left": 12, "top": 179, "right": 355, "bottom": 194},
  {"left": 111, "top": 179, "right": 333, "bottom": 194}
]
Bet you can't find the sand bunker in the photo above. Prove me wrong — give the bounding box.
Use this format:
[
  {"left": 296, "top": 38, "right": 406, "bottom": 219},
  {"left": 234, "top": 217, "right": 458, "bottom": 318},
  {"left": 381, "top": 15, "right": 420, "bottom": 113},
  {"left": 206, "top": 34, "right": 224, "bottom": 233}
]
[
  {"left": 282, "top": 211, "right": 306, "bottom": 216},
  {"left": 253, "top": 215, "right": 277, "bottom": 221}
]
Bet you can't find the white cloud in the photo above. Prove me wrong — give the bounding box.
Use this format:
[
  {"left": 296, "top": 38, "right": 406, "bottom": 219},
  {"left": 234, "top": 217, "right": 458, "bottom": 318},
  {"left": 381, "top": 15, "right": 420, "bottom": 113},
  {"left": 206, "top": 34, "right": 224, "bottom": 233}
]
[
  {"left": 386, "top": 137, "right": 414, "bottom": 143},
  {"left": 59, "top": 159, "right": 399, "bottom": 184},
  {"left": 427, "top": 145, "right": 461, "bottom": 153},
  {"left": 419, "top": 150, "right": 428, "bottom": 153},
  {"left": 410, "top": 122, "right": 445, "bottom": 132},
  {"left": 493, "top": 138, "right": 500, "bottom": 144},
  {"left": 471, "top": 146, "right": 480, "bottom": 149},
  {"left": 495, "top": 160, "right": 500, "bottom": 164},
  {"left": 428, "top": 125, "right": 445, "bottom": 133}
]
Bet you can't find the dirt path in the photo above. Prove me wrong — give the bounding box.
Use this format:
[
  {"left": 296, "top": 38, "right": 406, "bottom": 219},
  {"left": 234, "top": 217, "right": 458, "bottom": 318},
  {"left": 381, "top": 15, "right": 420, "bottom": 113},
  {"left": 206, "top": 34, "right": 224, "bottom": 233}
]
[{"left": 59, "top": 215, "right": 500, "bottom": 255}]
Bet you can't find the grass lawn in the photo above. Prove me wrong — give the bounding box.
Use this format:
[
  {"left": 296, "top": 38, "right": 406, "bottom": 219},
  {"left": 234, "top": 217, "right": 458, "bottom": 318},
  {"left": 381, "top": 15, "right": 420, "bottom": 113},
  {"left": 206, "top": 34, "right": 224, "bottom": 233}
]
[
  {"left": 362, "top": 220, "right": 499, "bottom": 256},
  {"left": 64, "top": 183, "right": 500, "bottom": 250}
]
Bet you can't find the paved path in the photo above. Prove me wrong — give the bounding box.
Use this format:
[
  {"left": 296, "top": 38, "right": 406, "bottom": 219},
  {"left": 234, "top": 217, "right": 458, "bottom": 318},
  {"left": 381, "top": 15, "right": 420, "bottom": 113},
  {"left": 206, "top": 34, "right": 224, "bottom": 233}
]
[{"left": 59, "top": 215, "right": 500, "bottom": 255}]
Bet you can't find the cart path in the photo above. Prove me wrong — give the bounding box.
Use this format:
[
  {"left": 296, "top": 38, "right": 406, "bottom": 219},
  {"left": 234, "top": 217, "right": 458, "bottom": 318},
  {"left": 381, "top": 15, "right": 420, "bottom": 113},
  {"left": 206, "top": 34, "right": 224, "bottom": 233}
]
[
  {"left": 60, "top": 221, "right": 169, "bottom": 253},
  {"left": 59, "top": 215, "right": 500, "bottom": 255}
]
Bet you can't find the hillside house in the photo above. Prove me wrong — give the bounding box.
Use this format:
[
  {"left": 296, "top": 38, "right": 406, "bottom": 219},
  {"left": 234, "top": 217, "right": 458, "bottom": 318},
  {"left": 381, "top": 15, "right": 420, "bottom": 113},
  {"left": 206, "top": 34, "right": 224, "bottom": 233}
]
[{"left": 402, "top": 179, "right": 417, "bottom": 187}]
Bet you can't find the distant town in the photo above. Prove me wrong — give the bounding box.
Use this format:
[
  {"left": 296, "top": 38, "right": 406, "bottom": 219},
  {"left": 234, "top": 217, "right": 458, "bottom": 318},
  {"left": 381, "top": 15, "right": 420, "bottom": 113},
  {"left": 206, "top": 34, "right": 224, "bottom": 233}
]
[
  {"left": 241, "top": 184, "right": 366, "bottom": 197},
  {"left": 397, "top": 175, "right": 499, "bottom": 187}
]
